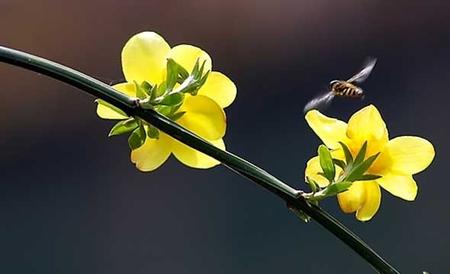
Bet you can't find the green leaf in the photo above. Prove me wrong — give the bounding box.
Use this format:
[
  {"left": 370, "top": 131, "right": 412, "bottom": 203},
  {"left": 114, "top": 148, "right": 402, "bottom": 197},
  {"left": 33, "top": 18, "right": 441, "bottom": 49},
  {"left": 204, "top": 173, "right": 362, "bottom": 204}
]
[
  {"left": 149, "top": 84, "right": 159, "bottom": 101},
  {"left": 141, "top": 81, "right": 153, "bottom": 97},
  {"left": 339, "top": 142, "right": 353, "bottom": 165},
  {"left": 196, "top": 59, "right": 207, "bottom": 78},
  {"left": 146, "top": 125, "right": 159, "bottom": 139},
  {"left": 166, "top": 59, "right": 179, "bottom": 91},
  {"left": 95, "top": 99, "right": 128, "bottom": 118},
  {"left": 134, "top": 81, "right": 147, "bottom": 99},
  {"left": 354, "top": 141, "right": 368, "bottom": 165},
  {"left": 191, "top": 58, "right": 200, "bottom": 76},
  {"left": 169, "top": 111, "right": 186, "bottom": 121},
  {"left": 333, "top": 159, "right": 346, "bottom": 170},
  {"left": 323, "top": 181, "right": 353, "bottom": 196},
  {"left": 166, "top": 58, "right": 189, "bottom": 83},
  {"left": 108, "top": 118, "right": 138, "bottom": 137},
  {"left": 177, "top": 65, "right": 189, "bottom": 83},
  {"left": 318, "top": 145, "right": 335, "bottom": 182},
  {"left": 128, "top": 125, "right": 146, "bottom": 150},
  {"left": 154, "top": 105, "right": 176, "bottom": 116},
  {"left": 159, "top": 92, "right": 184, "bottom": 106},
  {"left": 345, "top": 153, "right": 380, "bottom": 182},
  {"left": 151, "top": 83, "right": 167, "bottom": 101},
  {"left": 358, "top": 174, "right": 382, "bottom": 181},
  {"left": 306, "top": 176, "right": 320, "bottom": 193}
]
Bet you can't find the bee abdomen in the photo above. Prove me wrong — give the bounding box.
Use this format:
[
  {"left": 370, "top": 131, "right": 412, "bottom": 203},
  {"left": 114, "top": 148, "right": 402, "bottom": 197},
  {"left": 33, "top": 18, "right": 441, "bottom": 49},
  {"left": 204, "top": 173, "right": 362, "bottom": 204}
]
[{"left": 334, "top": 86, "right": 363, "bottom": 98}]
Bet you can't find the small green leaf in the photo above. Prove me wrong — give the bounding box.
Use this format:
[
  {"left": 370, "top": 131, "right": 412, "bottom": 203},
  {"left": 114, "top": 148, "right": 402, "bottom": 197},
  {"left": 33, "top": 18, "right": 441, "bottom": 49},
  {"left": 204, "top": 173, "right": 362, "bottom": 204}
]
[
  {"left": 154, "top": 105, "right": 174, "bottom": 116},
  {"left": 358, "top": 174, "right": 382, "bottom": 181},
  {"left": 339, "top": 142, "right": 353, "bottom": 165},
  {"left": 306, "top": 176, "right": 320, "bottom": 193},
  {"left": 191, "top": 58, "right": 200, "bottom": 76},
  {"left": 345, "top": 153, "right": 380, "bottom": 182},
  {"left": 151, "top": 83, "right": 167, "bottom": 101},
  {"left": 149, "top": 84, "right": 159, "bottom": 101},
  {"left": 166, "top": 58, "right": 189, "bottom": 83},
  {"left": 333, "top": 159, "right": 346, "bottom": 170},
  {"left": 196, "top": 59, "right": 207, "bottom": 78},
  {"left": 141, "top": 81, "right": 153, "bottom": 97},
  {"left": 354, "top": 141, "right": 368, "bottom": 165},
  {"left": 159, "top": 92, "right": 184, "bottom": 106},
  {"left": 146, "top": 125, "right": 159, "bottom": 139},
  {"left": 108, "top": 118, "right": 138, "bottom": 137},
  {"left": 128, "top": 125, "right": 146, "bottom": 150},
  {"left": 169, "top": 111, "right": 186, "bottom": 121},
  {"left": 166, "top": 59, "right": 179, "bottom": 91},
  {"left": 134, "top": 81, "right": 147, "bottom": 99},
  {"left": 323, "top": 181, "right": 353, "bottom": 196},
  {"left": 318, "top": 145, "right": 335, "bottom": 182}
]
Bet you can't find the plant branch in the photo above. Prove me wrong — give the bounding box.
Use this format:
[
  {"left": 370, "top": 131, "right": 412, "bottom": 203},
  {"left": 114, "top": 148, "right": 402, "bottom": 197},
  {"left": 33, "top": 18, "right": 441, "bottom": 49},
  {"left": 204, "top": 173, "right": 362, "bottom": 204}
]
[{"left": 0, "top": 46, "right": 399, "bottom": 274}]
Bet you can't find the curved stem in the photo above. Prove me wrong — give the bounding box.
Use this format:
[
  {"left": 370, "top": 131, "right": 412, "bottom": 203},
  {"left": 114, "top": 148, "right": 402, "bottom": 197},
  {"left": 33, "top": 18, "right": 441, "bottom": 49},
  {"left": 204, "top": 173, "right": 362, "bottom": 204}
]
[{"left": 0, "top": 46, "right": 400, "bottom": 274}]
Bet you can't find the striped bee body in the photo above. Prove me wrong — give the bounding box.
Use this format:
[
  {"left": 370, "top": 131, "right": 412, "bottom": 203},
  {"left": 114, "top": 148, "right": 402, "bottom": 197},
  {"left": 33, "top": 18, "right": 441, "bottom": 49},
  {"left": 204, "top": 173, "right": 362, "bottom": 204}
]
[
  {"left": 330, "top": 80, "right": 364, "bottom": 98},
  {"left": 303, "top": 58, "right": 376, "bottom": 113}
]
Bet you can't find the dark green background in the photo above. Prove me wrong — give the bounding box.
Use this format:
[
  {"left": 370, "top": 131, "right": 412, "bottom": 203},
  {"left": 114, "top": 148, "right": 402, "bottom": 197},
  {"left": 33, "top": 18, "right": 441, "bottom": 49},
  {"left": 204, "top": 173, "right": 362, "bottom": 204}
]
[{"left": 0, "top": 1, "right": 448, "bottom": 273}]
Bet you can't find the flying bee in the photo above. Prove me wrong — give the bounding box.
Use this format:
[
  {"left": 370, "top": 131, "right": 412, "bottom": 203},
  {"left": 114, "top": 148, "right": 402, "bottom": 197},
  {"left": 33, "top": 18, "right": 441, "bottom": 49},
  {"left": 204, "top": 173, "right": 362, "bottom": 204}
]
[{"left": 303, "top": 58, "right": 377, "bottom": 113}]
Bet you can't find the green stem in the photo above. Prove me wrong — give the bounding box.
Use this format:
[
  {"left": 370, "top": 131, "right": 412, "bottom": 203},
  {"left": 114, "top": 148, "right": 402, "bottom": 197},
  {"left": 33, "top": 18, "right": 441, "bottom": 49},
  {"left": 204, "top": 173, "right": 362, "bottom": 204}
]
[{"left": 0, "top": 46, "right": 399, "bottom": 274}]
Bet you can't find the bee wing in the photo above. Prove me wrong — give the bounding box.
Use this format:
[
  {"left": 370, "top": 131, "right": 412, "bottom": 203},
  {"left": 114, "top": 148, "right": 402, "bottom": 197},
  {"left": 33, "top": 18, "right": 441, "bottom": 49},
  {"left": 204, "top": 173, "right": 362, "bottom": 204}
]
[
  {"left": 303, "top": 92, "right": 335, "bottom": 113},
  {"left": 346, "top": 58, "right": 377, "bottom": 84}
]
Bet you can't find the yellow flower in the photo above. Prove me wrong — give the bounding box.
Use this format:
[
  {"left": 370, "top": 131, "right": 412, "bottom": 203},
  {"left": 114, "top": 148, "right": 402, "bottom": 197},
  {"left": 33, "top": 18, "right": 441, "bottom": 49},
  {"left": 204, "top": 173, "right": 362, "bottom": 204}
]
[
  {"left": 305, "top": 105, "right": 435, "bottom": 221},
  {"left": 97, "top": 31, "right": 237, "bottom": 171}
]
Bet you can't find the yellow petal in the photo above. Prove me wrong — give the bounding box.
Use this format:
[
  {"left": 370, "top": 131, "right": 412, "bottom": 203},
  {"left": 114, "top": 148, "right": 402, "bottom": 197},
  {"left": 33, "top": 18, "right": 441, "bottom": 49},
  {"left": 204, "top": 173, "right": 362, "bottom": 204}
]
[
  {"left": 112, "top": 82, "right": 136, "bottom": 97},
  {"left": 355, "top": 181, "right": 381, "bottom": 221},
  {"left": 166, "top": 44, "right": 212, "bottom": 73},
  {"left": 121, "top": 31, "right": 170, "bottom": 84},
  {"left": 337, "top": 181, "right": 381, "bottom": 221},
  {"left": 337, "top": 181, "right": 365, "bottom": 214},
  {"left": 385, "top": 136, "right": 435, "bottom": 175},
  {"left": 347, "top": 105, "right": 388, "bottom": 144},
  {"left": 177, "top": 95, "right": 226, "bottom": 140},
  {"left": 305, "top": 156, "right": 330, "bottom": 187},
  {"left": 172, "top": 138, "right": 224, "bottom": 169},
  {"left": 376, "top": 173, "right": 418, "bottom": 201},
  {"left": 305, "top": 110, "right": 349, "bottom": 149},
  {"left": 198, "top": 71, "right": 237, "bottom": 108},
  {"left": 130, "top": 133, "right": 172, "bottom": 172},
  {"left": 96, "top": 99, "right": 128, "bottom": 120}
]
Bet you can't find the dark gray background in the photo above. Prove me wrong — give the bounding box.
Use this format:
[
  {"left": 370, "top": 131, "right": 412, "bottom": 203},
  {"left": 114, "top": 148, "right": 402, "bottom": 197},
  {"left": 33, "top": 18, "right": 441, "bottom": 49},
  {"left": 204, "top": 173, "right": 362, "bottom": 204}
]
[{"left": 0, "top": 1, "right": 448, "bottom": 273}]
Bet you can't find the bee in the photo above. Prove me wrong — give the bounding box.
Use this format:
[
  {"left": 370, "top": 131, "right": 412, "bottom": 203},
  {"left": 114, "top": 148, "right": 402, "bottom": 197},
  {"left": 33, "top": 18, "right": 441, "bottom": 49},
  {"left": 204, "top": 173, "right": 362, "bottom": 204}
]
[{"left": 303, "top": 58, "right": 377, "bottom": 113}]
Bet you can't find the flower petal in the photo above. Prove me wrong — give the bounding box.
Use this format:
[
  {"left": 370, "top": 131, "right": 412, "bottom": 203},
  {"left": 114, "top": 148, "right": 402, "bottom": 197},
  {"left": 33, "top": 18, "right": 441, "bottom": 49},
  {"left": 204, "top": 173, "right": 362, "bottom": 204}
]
[
  {"left": 172, "top": 138, "right": 224, "bottom": 169},
  {"left": 305, "top": 110, "right": 349, "bottom": 149},
  {"left": 130, "top": 133, "right": 172, "bottom": 172},
  {"left": 355, "top": 181, "right": 381, "bottom": 221},
  {"left": 305, "top": 156, "right": 330, "bottom": 187},
  {"left": 177, "top": 95, "right": 226, "bottom": 140},
  {"left": 96, "top": 100, "right": 128, "bottom": 120},
  {"left": 337, "top": 181, "right": 365, "bottom": 214},
  {"left": 166, "top": 44, "right": 212, "bottom": 73},
  {"left": 385, "top": 136, "right": 435, "bottom": 175},
  {"left": 376, "top": 173, "right": 418, "bottom": 201},
  {"left": 121, "top": 31, "right": 170, "bottom": 84},
  {"left": 112, "top": 82, "right": 136, "bottom": 97},
  {"left": 337, "top": 181, "right": 381, "bottom": 221},
  {"left": 347, "top": 105, "right": 388, "bottom": 144},
  {"left": 198, "top": 71, "right": 237, "bottom": 108}
]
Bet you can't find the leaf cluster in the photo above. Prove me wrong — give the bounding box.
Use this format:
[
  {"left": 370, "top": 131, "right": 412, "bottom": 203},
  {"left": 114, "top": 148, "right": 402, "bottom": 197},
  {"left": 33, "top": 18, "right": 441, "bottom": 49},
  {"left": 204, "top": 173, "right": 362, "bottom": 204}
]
[
  {"left": 305, "top": 141, "right": 382, "bottom": 202},
  {"left": 104, "top": 58, "right": 210, "bottom": 150}
]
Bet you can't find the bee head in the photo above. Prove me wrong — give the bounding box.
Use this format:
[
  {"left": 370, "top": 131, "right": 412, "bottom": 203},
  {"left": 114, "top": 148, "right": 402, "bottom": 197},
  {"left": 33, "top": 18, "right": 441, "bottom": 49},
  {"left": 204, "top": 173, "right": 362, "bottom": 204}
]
[{"left": 329, "top": 80, "right": 339, "bottom": 90}]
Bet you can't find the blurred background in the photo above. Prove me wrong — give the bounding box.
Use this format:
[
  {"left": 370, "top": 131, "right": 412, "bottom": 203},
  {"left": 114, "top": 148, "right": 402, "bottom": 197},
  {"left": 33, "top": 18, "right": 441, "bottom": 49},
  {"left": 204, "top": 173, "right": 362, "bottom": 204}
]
[{"left": 0, "top": 1, "right": 448, "bottom": 273}]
